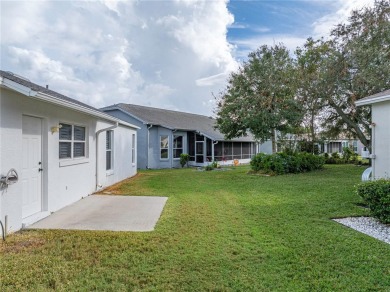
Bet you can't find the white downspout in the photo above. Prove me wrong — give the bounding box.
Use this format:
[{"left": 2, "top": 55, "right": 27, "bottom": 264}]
[
  {"left": 147, "top": 124, "right": 153, "bottom": 169},
  {"left": 95, "top": 122, "right": 118, "bottom": 191},
  {"left": 370, "top": 122, "right": 376, "bottom": 178}
]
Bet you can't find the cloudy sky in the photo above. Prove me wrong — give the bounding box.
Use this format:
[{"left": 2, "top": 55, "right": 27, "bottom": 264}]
[{"left": 0, "top": 0, "right": 374, "bottom": 116}]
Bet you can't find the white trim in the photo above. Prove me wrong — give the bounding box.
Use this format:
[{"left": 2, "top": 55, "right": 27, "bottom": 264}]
[
  {"left": 173, "top": 134, "right": 183, "bottom": 159},
  {"left": 160, "top": 135, "right": 169, "bottom": 160},
  {"left": 106, "top": 130, "right": 114, "bottom": 172},
  {"left": 59, "top": 158, "right": 89, "bottom": 167},
  {"left": 356, "top": 94, "right": 390, "bottom": 106},
  {"left": 1, "top": 77, "right": 38, "bottom": 97},
  {"left": 59, "top": 122, "right": 88, "bottom": 160},
  {"left": 1, "top": 76, "right": 139, "bottom": 130}
]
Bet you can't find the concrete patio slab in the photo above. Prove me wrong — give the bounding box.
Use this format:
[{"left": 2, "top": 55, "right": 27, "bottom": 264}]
[{"left": 28, "top": 195, "right": 168, "bottom": 232}]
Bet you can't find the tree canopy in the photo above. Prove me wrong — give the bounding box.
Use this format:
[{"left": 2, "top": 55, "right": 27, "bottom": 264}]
[
  {"left": 216, "top": 0, "right": 389, "bottom": 151},
  {"left": 215, "top": 44, "right": 302, "bottom": 153}
]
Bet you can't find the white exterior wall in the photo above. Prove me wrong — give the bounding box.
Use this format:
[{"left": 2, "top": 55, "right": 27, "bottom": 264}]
[
  {"left": 99, "top": 124, "right": 137, "bottom": 186},
  {"left": 371, "top": 101, "right": 390, "bottom": 179},
  {"left": 0, "top": 88, "right": 137, "bottom": 233}
]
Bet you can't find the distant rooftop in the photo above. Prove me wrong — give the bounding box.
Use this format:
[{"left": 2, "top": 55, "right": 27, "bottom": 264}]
[{"left": 102, "top": 103, "right": 256, "bottom": 142}]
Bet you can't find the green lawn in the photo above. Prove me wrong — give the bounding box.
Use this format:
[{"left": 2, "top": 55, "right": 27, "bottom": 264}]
[{"left": 1, "top": 165, "right": 389, "bottom": 291}]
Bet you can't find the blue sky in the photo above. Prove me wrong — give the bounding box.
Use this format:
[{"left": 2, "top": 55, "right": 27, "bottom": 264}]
[{"left": 0, "top": 0, "right": 374, "bottom": 115}]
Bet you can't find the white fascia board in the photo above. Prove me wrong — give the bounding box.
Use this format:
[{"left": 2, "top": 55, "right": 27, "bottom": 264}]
[
  {"left": 1, "top": 77, "right": 139, "bottom": 130},
  {"left": 356, "top": 95, "right": 390, "bottom": 106},
  {"left": 102, "top": 106, "right": 150, "bottom": 126},
  {"left": 1, "top": 77, "right": 38, "bottom": 97}
]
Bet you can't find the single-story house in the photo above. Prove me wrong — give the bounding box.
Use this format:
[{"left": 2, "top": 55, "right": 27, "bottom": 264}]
[
  {"left": 318, "top": 138, "right": 365, "bottom": 155},
  {"left": 0, "top": 71, "right": 139, "bottom": 233},
  {"left": 356, "top": 89, "right": 390, "bottom": 179},
  {"left": 101, "top": 104, "right": 263, "bottom": 169}
]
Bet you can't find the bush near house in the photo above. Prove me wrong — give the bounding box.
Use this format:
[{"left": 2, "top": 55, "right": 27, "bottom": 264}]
[
  {"left": 324, "top": 149, "right": 360, "bottom": 165},
  {"left": 180, "top": 154, "right": 190, "bottom": 168},
  {"left": 250, "top": 152, "right": 325, "bottom": 175},
  {"left": 356, "top": 179, "right": 390, "bottom": 224}
]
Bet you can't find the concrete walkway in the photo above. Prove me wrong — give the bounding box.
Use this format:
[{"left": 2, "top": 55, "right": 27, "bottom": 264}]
[{"left": 28, "top": 195, "right": 168, "bottom": 232}]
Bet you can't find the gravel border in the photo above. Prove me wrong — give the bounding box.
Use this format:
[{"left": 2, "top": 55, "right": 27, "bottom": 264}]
[{"left": 333, "top": 217, "right": 390, "bottom": 244}]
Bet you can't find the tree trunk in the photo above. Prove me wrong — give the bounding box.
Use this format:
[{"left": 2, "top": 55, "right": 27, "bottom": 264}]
[
  {"left": 310, "top": 113, "right": 316, "bottom": 154},
  {"left": 271, "top": 128, "right": 277, "bottom": 153},
  {"left": 328, "top": 99, "right": 371, "bottom": 151}
]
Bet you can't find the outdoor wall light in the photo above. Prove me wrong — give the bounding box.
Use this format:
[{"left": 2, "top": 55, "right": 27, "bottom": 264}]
[{"left": 51, "top": 124, "right": 62, "bottom": 134}]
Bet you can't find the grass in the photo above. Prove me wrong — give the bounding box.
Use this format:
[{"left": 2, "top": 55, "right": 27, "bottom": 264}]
[{"left": 1, "top": 165, "right": 389, "bottom": 291}]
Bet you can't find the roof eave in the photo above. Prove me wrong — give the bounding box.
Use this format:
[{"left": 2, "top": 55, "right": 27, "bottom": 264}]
[
  {"left": 356, "top": 95, "right": 390, "bottom": 106},
  {"left": 1, "top": 76, "right": 139, "bottom": 130}
]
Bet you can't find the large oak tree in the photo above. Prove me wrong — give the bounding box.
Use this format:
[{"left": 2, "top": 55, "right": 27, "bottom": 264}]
[{"left": 215, "top": 44, "right": 302, "bottom": 153}]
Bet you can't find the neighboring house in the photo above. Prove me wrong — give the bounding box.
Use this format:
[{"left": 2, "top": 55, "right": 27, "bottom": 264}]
[
  {"left": 0, "top": 71, "right": 139, "bottom": 233},
  {"left": 318, "top": 138, "right": 365, "bottom": 155},
  {"left": 101, "top": 104, "right": 263, "bottom": 169},
  {"left": 356, "top": 89, "right": 390, "bottom": 179}
]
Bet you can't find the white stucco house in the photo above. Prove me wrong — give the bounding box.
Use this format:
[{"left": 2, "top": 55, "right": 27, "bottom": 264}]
[
  {"left": 356, "top": 89, "right": 390, "bottom": 179},
  {"left": 0, "top": 71, "right": 139, "bottom": 234}
]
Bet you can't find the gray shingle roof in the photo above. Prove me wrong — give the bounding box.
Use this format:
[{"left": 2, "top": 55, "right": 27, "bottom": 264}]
[
  {"left": 102, "top": 103, "right": 255, "bottom": 142},
  {"left": 0, "top": 70, "right": 98, "bottom": 111}
]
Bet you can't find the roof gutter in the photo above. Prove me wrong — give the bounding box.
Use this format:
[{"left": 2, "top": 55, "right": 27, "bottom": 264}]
[
  {"left": 95, "top": 122, "right": 118, "bottom": 191},
  {"left": 355, "top": 94, "right": 390, "bottom": 106}
]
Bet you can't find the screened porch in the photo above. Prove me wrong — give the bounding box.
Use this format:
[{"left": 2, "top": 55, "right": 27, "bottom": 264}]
[{"left": 187, "top": 132, "right": 257, "bottom": 165}]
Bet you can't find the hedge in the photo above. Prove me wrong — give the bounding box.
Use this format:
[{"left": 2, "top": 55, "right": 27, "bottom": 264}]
[
  {"left": 356, "top": 179, "right": 390, "bottom": 224},
  {"left": 250, "top": 152, "right": 325, "bottom": 175}
]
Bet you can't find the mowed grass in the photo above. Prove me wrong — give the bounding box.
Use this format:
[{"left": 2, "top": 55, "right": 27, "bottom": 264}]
[{"left": 1, "top": 165, "right": 389, "bottom": 291}]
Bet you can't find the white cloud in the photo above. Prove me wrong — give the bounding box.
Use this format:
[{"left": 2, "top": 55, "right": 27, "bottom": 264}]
[
  {"left": 231, "top": 35, "right": 307, "bottom": 59},
  {"left": 312, "top": 0, "right": 376, "bottom": 38},
  {"left": 0, "top": 0, "right": 235, "bottom": 115}
]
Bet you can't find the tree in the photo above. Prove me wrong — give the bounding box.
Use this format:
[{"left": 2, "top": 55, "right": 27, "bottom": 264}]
[
  {"left": 319, "top": 0, "right": 390, "bottom": 149},
  {"left": 215, "top": 44, "right": 302, "bottom": 153},
  {"left": 295, "top": 38, "right": 329, "bottom": 152}
]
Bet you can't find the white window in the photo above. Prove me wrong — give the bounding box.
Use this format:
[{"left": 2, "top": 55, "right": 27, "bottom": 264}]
[
  {"left": 353, "top": 141, "right": 358, "bottom": 152},
  {"left": 132, "top": 134, "right": 135, "bottom": 164},
  {"left": 160, "top": 135, "right": 169, "bottom": 159},
  {"left": 59, "top": 123, "right": 86, "bottom": 159},
  {"left": 173, "top": 135, "right": 183, "bottom": 159},
  {"left": 106, "top": 131, "right": 113, "bottom": 170}
]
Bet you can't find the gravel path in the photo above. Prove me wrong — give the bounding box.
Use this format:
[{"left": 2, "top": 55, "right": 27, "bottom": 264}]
[{"left": 333, "top": 217, "right": 390, "bottom": 244}]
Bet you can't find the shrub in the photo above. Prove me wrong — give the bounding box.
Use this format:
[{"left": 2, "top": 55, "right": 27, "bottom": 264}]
[
  {"left": 250, "top": 153, "right": 268, "bottom": 172},
  {"left": 205, "top": 165, "right": 214, "bottom": 171},
  {"left": 210, "top": 161, "right": 219, "bottom": 169},
  {"left": 342, "top": 147, "right": 353, "bottom": 163},
  {"left": 325, "top": 152, "right": 343, "bottom": 164},
  {"left": 180, "top": 154, "right": 190, "bottom": 168},
  {"left": 250, "top": 152, "right": 325, "bottom": 175},
  {"left": 356, "top": 179, "right": 390, "bottom": 224}
]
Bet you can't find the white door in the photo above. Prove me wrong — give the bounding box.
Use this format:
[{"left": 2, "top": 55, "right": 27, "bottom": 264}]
[{"left": 22, "top": 116, "right": 43, "bottom": 218}]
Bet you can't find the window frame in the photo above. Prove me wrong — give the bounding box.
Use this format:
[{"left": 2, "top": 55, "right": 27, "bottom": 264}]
[
  {"left": 59, "top": 123, "right": 87, "bottom": 160},
  {"left": 106, "top": 130, "right": 114, "bottom": 172},
  {"left": 131, "top": 133, "right": 136, "bottom": 165},
  {"left": 160, "top": 135, "right": 169, "bottom": 160},
  {"left": 173, "top": 135, "right": 183, "bottom": 159}
]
